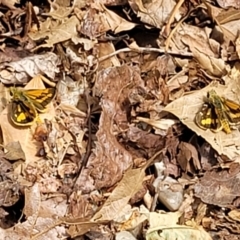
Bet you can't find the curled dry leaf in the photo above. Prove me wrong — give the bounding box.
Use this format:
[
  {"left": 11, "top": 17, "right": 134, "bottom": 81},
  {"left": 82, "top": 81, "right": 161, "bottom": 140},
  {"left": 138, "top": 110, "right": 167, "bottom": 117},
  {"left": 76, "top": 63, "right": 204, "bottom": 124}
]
[
  {"left": 0, "top": 52, "right": 59, "bottom": 85},
  {"left": 42, "top": 0, "right": 73, "bottom": 20},
  {"left": 228, "top": 209, "right": 240, "bottom": 222},
  {"left": 80, "top": 3, "right": 136, "bottom": 38},
  {"left": 146, "top": 211, "right": 211, "bottom": 240},
  {"left": 172, "top": 23, "right": 226, "bottom": 77},
  {"left": 177, "top": 142, "right": 201, "bottom": 173},
  {"left": 191, "top": 47, "right": 226, "bottom": 77},
  {"left": 135, "top": 116, "right": 178, "bottom": 134},
  {"left": 57, "top": 75, "right": 86, "bottom": 108}
]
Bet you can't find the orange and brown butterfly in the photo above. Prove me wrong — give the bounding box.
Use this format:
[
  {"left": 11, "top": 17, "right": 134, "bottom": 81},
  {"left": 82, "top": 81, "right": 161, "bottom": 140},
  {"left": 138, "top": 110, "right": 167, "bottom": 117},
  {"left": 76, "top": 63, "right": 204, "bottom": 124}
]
[
  {"left": 195, "top": 89, "right": 240, "bottom": 134},
  {"left": 9, "top": 87, "right": 55, "bottom": 126}
]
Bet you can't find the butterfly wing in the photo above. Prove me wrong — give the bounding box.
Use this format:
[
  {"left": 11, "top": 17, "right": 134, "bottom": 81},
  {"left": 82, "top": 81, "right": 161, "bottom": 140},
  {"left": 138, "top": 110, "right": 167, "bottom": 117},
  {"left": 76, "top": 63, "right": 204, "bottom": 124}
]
[
  {"left": 196, "top": 91, "right": 240, "bottom": 133},
  {"left": 22, "top": 88, "right": 55, "bottom": 112},
  {"left": 9, "top": 87, "right": 55, "bottom": 126},
  {"left": 195, "top": 103, "right": 212, "bottom": 130},
  {"left": 11, "top": 101, "right": 37, "bottom": 126},
  {"left": 221, "top": 97, "right": 240, "bottom": 125},
  {"left": 195, "top": 103, "right": 223, "bottom": 132}
]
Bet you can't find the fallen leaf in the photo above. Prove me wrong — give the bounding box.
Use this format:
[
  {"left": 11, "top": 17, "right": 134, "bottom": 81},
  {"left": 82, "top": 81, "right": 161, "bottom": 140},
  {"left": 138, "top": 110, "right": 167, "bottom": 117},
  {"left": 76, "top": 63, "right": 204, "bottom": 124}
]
[
  {"left": 0, "top": 76, "right": 56, "bottom": 165},
  {"left": 164, "top": 79, "right": 240, "bottom": 160}
]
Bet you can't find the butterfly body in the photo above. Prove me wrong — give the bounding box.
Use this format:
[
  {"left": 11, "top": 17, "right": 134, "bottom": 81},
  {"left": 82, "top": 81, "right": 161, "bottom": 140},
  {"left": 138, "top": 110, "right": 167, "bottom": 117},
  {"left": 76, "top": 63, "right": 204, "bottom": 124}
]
[{"left": 9, "top": 87, "right": 55, "bottom": 126}]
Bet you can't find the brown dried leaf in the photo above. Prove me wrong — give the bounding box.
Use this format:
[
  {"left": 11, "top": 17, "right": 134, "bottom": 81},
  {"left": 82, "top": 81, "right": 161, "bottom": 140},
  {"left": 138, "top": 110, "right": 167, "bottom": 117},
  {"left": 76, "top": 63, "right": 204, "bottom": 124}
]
[
  {"left": 76, "top": 66, "right": 149, "bottom": 191},
  {"left": 2, "top": 183, "right": 67, "bottom": 239},
  {"left": 67, "top": 220, "right": 109, "bottom": 238},
  {"left": 199, "top": 142, "right": 218, "bottom": 171},
  {"left": 177, "top": 142, "right": 201, "bottom": 173},
  {"left": 194, "top": 165, "right": 240, "bottom": 207},
  {"left": 126, "top": 125, "right": 165, "bottom": 151},
  {"left": 85, "top": 110, "right": 132, "bottom": 190},
  {"left": 97, "top": 42, "right": 121, "bottom": 69},
  {"left": 0, "top": 180, "right": 19, "bottom": 207},
  {"left": 80, "top": 3, "right": 136, "bottom": 38},
  {"left": 101, "top": 4, "right": 137, "bottom": 33},
  {"left": 180, "top": 25, "right": 218, "bottom": 57},
  {"left": 228, "top": 209, "right": 240, "bottom": 222},
  {"left": 4, "top": 141, "right": 26, "bottom": 161}
]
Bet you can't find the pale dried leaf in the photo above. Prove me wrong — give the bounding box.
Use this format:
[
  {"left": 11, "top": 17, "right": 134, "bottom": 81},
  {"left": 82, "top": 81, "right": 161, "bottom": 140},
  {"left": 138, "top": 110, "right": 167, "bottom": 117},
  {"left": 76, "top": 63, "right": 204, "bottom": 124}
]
[
  {"left": 0, "top": 52, "right": 59, "bottom": 84},
  {"left": 97, "top": 42, "right": 121, "bottom": 69},
  {"left": 129, "top": 0, "right": 178, "bottom": 28},
  {"left": 92, "top": 167, "right": 146, "bottom": 221},
  {"left": 217, "top": 0, "right": 240, "bottom": 9},
  {"left": 4, "top": 141, "right": 26, "bottom": 161},
  {"left": 181, "top": 26, "right": 216, "bottom": 57},
  {"left": 101, "top": 4, "right": 137, "bottom": 33},
  {"left": 146, "top": 212, "right": 211, "bottom": 240},
  {"left": 164, "top": 80, "right": 240, "bottom": 160},
  {"left": 136, "top": 117, "right": 177, "bottom": 130},
  {"left": 58, "top": 103, "right": 86, "bottom": 117},
  {"left": 228, "top": 209, "right": 240, "bottom": 222},
  {"left": 42, "top": 1, "right": 73, "bottom": 20},
  {"left": 24, "top": 183, "right": 41, "bottom": 219},
  {"left": 0, "top": 76, "right": 56, "bottom": 164},
  {"left": 29, "top": 16, "right": 80, "bottom": 49},
  {"left": 1, "top": 0, "right": 18, "bottom": 9},
  {"left": 217, "top": 8, "right": 240, "bottom": 24},
  {"left": 190, "top": 47, "right": 226, "bottom": 77}
]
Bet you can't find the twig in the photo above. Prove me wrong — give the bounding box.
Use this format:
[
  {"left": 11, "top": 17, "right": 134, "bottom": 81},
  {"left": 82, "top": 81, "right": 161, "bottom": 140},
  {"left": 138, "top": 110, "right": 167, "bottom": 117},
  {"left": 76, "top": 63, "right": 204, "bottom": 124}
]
[
  {"left": 73, "top": 89, "right": 92, "bottom": 187},
  {"left": 98, "top": 47, "right": 193, "bottom": 62}
]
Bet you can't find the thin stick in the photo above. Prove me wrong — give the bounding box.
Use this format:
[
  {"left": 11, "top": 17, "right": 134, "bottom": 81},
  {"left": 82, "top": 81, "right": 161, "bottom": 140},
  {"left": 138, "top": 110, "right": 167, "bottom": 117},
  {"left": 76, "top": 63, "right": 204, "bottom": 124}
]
[{"left": 98, "top": 47, "right": 193, "bottom": 63}]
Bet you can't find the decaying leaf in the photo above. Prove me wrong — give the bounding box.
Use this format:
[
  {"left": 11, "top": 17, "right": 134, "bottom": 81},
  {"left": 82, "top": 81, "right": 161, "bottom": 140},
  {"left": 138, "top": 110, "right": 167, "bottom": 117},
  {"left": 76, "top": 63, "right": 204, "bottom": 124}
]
[
  {"left": 195, "top": 164, "right": 240, "bottom": 207},
  {"left": 0, "top": 52, "right": 59, "bottom": 85}
]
